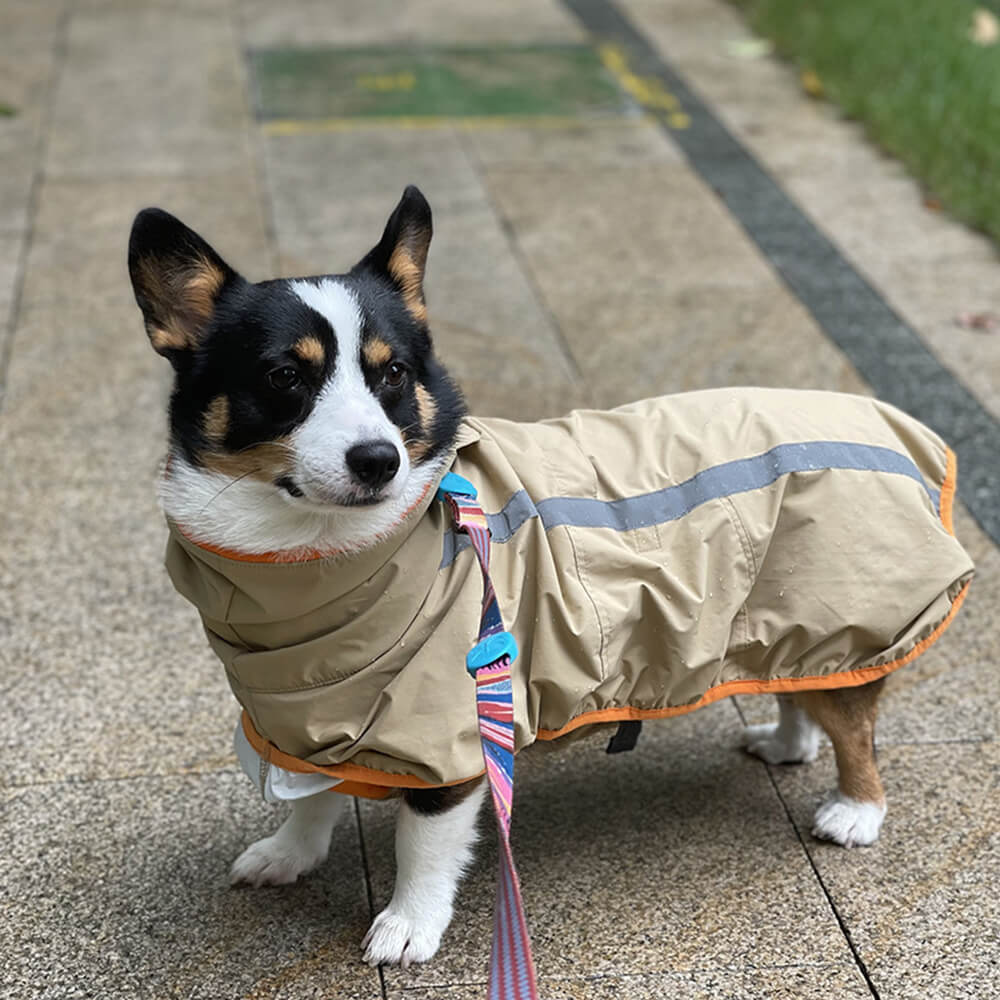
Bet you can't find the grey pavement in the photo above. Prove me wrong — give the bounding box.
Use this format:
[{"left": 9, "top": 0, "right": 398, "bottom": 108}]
[{"left": 1, "top": 1, "right": 997, "bottom": 998}]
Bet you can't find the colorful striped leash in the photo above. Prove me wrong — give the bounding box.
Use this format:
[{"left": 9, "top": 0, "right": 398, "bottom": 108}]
[{"left": 437, "top": 471, "right": 539, "bottom": 1000}]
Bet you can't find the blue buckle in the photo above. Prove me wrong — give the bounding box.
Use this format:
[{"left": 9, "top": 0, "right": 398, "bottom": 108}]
[
  {"left": 436, "top": 471, "right": 478, "bottom": 502},
  {"left": 466, "top": 630, "right": 519, "bottom": 676}
]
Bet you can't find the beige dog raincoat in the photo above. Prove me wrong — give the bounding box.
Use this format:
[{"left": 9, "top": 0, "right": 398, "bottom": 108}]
[{"left": 166, "top": 389, "right": 974, "bottom": 798}]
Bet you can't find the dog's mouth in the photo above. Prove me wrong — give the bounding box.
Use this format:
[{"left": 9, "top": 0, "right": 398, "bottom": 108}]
[{"left": 275, "top": 475, "right": 388, "bottom": 508}]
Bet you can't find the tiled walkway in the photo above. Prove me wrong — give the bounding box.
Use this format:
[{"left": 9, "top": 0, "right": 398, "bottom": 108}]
[{"left": 1, "top": 2, "right": 996, "bottom": 998}]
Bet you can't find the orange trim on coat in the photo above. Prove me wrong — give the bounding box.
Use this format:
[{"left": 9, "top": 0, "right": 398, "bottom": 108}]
[
  {"left": 538, "top": 581, "right": 970, "bottom": 740},
  {"left": 940, "top": 447, "right": 957, "bottom": 537},
  {"left": 240, "top": 444, "right": 969, "bottom": 788},
  {"left": 240, "top": 711, "right": 486, "bottom": 791}
]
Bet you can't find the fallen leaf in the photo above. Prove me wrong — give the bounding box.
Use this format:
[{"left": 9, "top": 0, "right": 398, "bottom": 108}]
[
  {"left": 923, "top": 195, "right": 942, "bottom": 211},
  {"left": 955, "top": 311, "right": 1000, "bottom": 332},
  {"left": 800, "top": 69, "right": 824, "bottom": 98},
  {"left": 725, "top": 38, "right": 773, "bottom": 60},
  {"left": 969, "top": 8, "right": 999, "bottom": 46}
]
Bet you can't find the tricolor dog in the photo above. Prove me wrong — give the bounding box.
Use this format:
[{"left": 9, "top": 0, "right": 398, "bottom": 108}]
[{"left": 129, "top": 187, "right": 974, "bottom": 968}]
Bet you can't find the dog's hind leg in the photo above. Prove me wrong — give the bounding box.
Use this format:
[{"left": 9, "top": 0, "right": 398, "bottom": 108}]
[
  {"left": 742, "top": 693, "right": 822, "bottom": 764},
  {"left": 230, "top": 791, "right": 350, "bottom": 887},
  {"left": 793, "top": 678, "right": 887, "bottom": 848},
  {"left": 363, "top": 778, "right": 486, "bottom": 968}
]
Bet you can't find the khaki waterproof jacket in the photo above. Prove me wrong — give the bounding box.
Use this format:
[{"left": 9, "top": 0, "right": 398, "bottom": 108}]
[{"left": 166, "top": 389, "right": 974, "bottom": 799}]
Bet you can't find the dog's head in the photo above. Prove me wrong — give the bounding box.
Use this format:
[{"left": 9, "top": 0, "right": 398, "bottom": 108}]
[{"left": 129, "top": 187, "right": 465, "bottom": 552}]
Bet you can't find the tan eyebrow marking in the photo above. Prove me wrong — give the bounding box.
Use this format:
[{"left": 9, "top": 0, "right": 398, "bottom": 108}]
[
  {"left": 293, "top": 336, "right": 325, "bottom": 365},
  {"left": 363, "top": 337, "right": 393, "bottom": 367}
]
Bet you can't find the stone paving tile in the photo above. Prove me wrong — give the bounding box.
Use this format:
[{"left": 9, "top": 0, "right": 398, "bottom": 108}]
[
  {"left": 621, "top": 0, "right": 1000, "bottom": 425},
  {"left": 463, "top": 116, "right": 683, "bottom": 169},
  {"left": 19, "top": 173, "right": 272, "bottom": 310},
  {"left": 47, "top": 6, "right": 251, "bottom": 178},
  {"left": 263, "top": 125, "right": 582, "bottom": 420},
  {"left": 0, "top": 116, "right": 41, "bottom": 237},
  {"left": 0, "top": 232, "right": 21, "bottom": 321},
  {"left": 0, "top": 297, "right": 238, "bottom": 786},
  {"left": 482, "top": 163, "right": 870, "bottom": 409},
  {"left": 773, "top": 742, "right": 1000, "bottom": 1000},
  {"left": 737, "top": 502, "right": 999, "bottom": 746},
  {"left": 0, "top": 773, "right": 380, "bottom": 1000},
  {"left": 395, "top": 964, "right": 870, "bottom": 999},
  {"left": 0, "top": 33, "right": 59, "bottom": 235},
  {"left": 239, "top": 0, "right": 585, "bottom": 48},
  {"left": 364, "top": 703, "right": 855, "bottom": 992},
  {"left": 0, "top": 0, "right": 66, "bottom": 41}
]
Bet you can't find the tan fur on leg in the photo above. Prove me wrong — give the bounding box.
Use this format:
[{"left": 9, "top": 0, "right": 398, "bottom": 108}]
[
  {"left": 795, "top": 679, "right": 887, "bottom": 847},
  {"left": 793, "top": 679, "right": 886, "bottom": 805}
]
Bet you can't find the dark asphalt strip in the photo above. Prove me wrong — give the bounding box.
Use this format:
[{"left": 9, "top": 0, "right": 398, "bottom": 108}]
[{"left": 562, "top": 0, "right": 1000, "bottom": 547}]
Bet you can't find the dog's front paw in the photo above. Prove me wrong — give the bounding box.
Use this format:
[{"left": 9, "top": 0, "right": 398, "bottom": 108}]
[
  {"left": 362, "top": 904, "right": 449, "bottom": 968},
  {"left": 742, "top": 722, "right": 819, "bottom": 765},
  {"left": 812, "top": 794, "right": 886, "bottom": 848},
  {"left": 230, "top": 833, "right": 327, "bottom": 887}
]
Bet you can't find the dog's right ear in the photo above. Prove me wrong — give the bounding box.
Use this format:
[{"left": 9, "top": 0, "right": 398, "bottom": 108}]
[{"left": 128, "top": 208, "right": 239, "bottom": 362}]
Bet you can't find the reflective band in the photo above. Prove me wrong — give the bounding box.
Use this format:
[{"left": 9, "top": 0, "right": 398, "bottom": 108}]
[{"left": 442, "top": 439, "right": 939, "bottom": 567}]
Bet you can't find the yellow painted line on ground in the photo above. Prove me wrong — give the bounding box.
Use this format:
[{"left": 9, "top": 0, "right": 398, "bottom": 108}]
[
  {"left": 261, "top": 113, "right": 655, "bottom": 136},
  {"left": 597, "top": 43, "right": 690, "bottom": 129}
]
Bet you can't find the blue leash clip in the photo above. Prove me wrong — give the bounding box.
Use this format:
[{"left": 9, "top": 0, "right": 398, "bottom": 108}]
[
  {"left": 466, "top": 630, "right": 519, "bottom": 676},
  {"left": 436, "top": 471, "right": 478, "bottom": 502}
]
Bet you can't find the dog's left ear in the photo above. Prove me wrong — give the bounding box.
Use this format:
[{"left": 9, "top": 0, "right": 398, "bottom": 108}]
[{"left": 355, "top": 185, "right": 432, "bottom": 325}]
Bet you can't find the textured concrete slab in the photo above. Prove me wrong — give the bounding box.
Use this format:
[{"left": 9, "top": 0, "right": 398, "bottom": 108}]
[
  {"left": 465, "top": 116, "right": 682, "bottom": 169},
  {"left": 0, "top": 232, "right": 21, "bottom": 320},
  {"left": 483, "top": 163, "right": 869, "bottom": 409},
  {"left": 0, "top": 773, "right": 380, "bottom": 1000},
  {"left": 773, "top": 742, "right": 1000, "bottom": 1000},
  {"left": 396, "top": 964, "right": 870, "bottom": 999},
  {"left": 239, "top": 0, "right": 586, "bottom": 48},
  {"left": 0, "top": 31, "right": 59, "bottom": 234},
  {"left": 19, "top": 173, "right": 272, "bottom": 310},
  {"left": 622, "top": 0, "right": 1000, "bottom": 454},
  {"left": 0, "top": 0, "right": 66, "bottom": 41},
  {"left": 262, "top": 125, "right": 582, "bottom": 420},
  {"left": 363, "top": 703, "right": 856, "bottom": 992},
  {"left": 47, "top": 7, "right": 251, "bottom": 178},
  {"left": 0, "top": 298, "right": 238, "bottom": 785},
  {"left": 0, "top": 117, "right": 40, "bottom": 236}
]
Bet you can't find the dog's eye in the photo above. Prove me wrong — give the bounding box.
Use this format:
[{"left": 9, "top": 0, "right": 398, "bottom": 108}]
[
  {"left": 383, "top": 361, "right": 408, "bottom": 389},
  {"left": 268, "top": 366, "right": 301, "bottom": 391}
]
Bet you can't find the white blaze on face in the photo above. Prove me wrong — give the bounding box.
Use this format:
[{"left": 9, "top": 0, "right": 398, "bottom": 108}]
[{"left": 289, "top": 279, "right": 409, "bottom": 504}]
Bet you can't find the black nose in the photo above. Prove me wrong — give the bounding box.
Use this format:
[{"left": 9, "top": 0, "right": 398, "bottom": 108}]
[{"left": 345, "top": 440, "right": 400, "bottom": 490}]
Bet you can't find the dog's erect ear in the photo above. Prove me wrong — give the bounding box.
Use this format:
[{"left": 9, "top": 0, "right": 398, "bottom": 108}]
[
  {"left": 128, "top": 208, "right": 239, "bottom": 361},
  {"left": 355, "top": 185, "right": 432, "bottom": 325}
]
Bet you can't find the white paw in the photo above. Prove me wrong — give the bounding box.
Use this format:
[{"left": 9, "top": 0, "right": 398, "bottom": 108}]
[
  {"left": 812, "top": 794, "right": 886, "bottom": 848},
  {"left": 361, "top": 904, "right": 449, "bottom": 968},
  {"left": 230, "top": 833, "right": 327, "bottom": 887},
  {"left": 742, "top": 722, "right": 819, "bottom": 765}
]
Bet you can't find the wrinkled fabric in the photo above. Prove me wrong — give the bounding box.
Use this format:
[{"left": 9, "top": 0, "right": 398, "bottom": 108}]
[{"left": 166, "top": 389, "right": 974, "bottom": 790}]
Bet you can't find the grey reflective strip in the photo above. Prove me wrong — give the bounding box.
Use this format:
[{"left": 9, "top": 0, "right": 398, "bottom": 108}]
[{"left": 440, "top": 440, "right": 939, "bottom": 567}]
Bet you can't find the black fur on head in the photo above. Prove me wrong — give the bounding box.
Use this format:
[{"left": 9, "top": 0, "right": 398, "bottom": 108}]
[{"left": 128, "top": 186, "right": 466, "bottom": 488}]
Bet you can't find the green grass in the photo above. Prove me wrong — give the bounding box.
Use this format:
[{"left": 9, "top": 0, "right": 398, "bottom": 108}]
[{"left": 733, "top": 0, "right": 1000, "bottom": 243}]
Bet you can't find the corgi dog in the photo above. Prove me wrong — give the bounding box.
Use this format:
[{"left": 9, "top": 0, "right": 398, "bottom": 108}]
[{"left": 128, "top": 187, "right": 971, "bottom": 969}]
